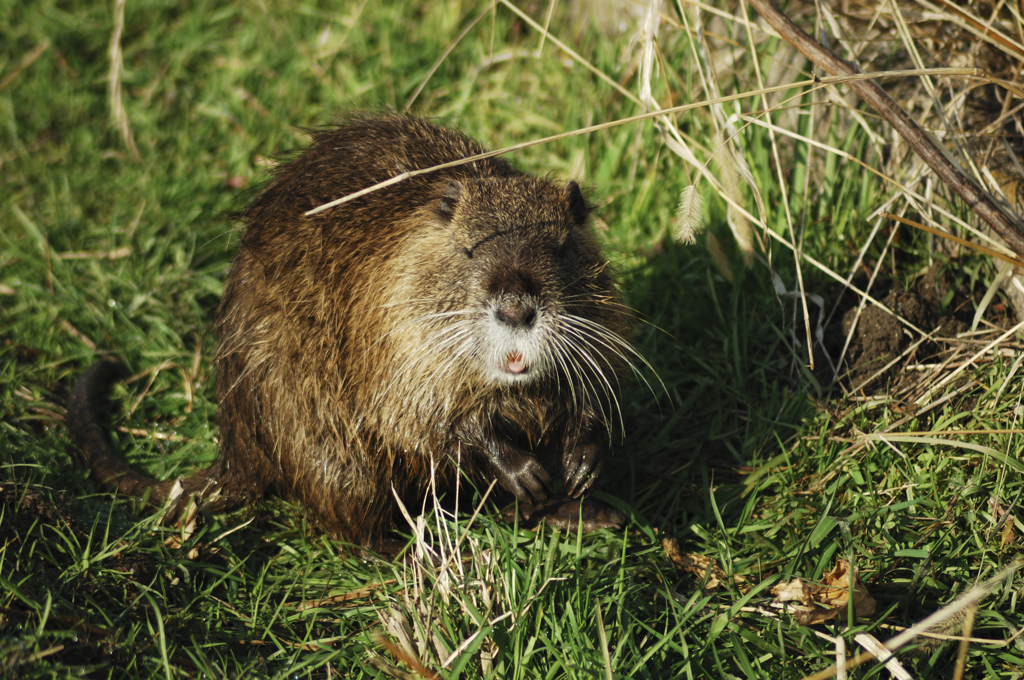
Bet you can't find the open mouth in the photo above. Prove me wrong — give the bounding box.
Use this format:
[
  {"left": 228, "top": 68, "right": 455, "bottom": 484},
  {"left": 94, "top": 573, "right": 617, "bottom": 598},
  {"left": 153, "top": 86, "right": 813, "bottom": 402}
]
[{"left": 506, "top": 351, "right": 527, "bottom": 374}]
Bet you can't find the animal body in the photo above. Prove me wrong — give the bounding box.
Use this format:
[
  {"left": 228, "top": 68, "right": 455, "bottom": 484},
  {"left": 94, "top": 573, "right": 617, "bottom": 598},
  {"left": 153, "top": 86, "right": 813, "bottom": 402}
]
[{"left": 68, "top": 112, "right": 632, "bottom": 554}]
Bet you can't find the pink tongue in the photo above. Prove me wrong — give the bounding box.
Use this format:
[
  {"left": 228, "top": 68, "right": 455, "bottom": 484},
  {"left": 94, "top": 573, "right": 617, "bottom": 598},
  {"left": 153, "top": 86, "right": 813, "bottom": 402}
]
[{"left": 507, "top": 353, "right": 526, "bottom": 374}]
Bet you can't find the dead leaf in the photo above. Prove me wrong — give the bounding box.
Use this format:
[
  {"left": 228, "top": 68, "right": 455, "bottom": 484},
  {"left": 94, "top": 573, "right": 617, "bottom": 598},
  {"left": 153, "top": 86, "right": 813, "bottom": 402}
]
[
  {"left": 990, "top": 497, "right": 1018, "bottom": 547},
  {"left": 772, "top": 560, "right": 876, "bottom": 625},
  {"left": 662, "top": 538, "right": 750, "bottom": 593},
  {"left": 1002, "top": 522, "right": 1017, "bottom": 548}
]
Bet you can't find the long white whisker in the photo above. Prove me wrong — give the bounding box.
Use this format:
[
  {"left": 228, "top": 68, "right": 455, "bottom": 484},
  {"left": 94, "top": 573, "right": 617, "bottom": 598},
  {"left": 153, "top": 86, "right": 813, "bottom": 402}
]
[
  {"left": 562, "top": 323, "right": 633, "bottom": 374},
  {"left": 557, "top": 343, "right": 601, "bottom": 426},
  {"left": 370, "top": 318, "right": 477, "bottom": 411},
  {"left": 418, "top": 325, "right": 477, "bottom": 387},
  {"left": 545, "top": 327, "right": 580, "bottom": 414},
  {"left": 367, "top": 308, "right": 475, "bottom": 352},
  {"left": 551, "top": 327, "right": 617, "bottom": 430},
  {"left": 558, "top": 328, "right": 624, "bottom": 431},
  {"left": 567, "top": 315, "right": 665, "bottom": 397},
  {"left": 370, "top": 296, "right": 467, "bottom": 312}
]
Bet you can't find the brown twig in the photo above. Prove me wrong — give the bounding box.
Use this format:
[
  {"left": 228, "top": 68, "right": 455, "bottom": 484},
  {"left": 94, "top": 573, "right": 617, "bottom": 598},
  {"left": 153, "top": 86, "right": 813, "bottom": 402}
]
[
  {"left": 930, "top": 0, "right": 1024, "bottom": 59},
  {"left": 746, "top": 0, "right": 1024, "bottom": 258},
  {"left": 883, "top": 212, "right": 1024, "bottom": 269}
]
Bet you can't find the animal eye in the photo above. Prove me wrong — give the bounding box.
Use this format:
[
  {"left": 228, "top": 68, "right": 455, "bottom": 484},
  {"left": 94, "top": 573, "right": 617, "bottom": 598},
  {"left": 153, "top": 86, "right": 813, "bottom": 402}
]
[{"left": 463, "top": 247, "right": 473, "bottom": 259}]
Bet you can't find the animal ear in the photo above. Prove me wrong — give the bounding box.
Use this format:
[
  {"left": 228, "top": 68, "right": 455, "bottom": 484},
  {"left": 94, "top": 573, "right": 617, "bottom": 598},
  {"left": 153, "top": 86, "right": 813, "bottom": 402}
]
[
  {"left": 566, "top": 181, "right": 590, "bottom": 226},
  {"left": 437, "top": 180, "right": 462, "bottom": 222}
]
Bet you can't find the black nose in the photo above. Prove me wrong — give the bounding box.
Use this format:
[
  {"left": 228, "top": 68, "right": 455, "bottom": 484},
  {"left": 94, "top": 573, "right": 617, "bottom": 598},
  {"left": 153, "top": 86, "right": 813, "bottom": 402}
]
[{"left": 495, "top": 299, "right": 537, "bottom": 328}]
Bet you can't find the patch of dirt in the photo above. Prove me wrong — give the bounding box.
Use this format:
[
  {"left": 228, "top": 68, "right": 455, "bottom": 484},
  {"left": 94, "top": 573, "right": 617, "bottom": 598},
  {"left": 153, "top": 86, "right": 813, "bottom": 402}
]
[
  {"left": 0, "top": 483, "right": 84, "bottom": 543},
  {"left": 0, "top": 485, "right": 159, "bottom": 585},
  {"left": 821, "top": 265, "right": 1013, "bottom": 392}
]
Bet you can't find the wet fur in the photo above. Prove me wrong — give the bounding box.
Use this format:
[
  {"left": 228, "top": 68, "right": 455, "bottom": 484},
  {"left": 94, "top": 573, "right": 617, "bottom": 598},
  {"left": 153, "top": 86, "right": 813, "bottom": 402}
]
[{"left": 68, "top": 113, "right": 631, "bottom": 552}]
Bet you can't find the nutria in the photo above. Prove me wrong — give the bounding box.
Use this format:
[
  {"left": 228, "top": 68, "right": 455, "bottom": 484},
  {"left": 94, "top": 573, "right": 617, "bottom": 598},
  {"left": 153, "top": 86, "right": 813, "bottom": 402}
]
[{"left": 67, "top": 112, "right": 632, "bottom": 555}]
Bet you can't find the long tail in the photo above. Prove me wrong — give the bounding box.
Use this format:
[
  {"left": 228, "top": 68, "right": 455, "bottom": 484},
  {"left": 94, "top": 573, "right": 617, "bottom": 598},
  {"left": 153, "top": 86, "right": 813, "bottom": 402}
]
[{"left": 67, "top": 359, "right": 236, "bottom": 514}]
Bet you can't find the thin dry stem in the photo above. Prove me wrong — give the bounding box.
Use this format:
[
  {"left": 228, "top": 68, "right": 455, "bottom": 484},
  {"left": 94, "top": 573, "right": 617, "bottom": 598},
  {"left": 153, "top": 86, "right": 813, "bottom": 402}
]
[
  {"left": 108, "top": 0, "right": 139, "bottom": 160},
  {"left": 306, "top": 67, "right": 994, "bottom": 216},
  {"left": 403, "top": 7, "right": 491, "bottom": 112}
]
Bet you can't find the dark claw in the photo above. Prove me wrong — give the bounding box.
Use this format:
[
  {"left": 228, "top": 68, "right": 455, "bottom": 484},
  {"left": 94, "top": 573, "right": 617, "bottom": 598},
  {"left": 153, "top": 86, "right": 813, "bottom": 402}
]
[
  {"left": 566, "top": 453, "right": 604, "bottom": 497},
  {"left": 562, "top": 439, "right": 603, "bottom": 497}
]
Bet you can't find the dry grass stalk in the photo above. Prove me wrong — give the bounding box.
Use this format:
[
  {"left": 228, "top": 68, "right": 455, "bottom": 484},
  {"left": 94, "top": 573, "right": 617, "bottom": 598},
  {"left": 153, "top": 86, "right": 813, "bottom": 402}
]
[
  {"left": 373, "top": 479, "right": 517, "bottom": 677},
  {"left": 0, "top": 39, "right": 50, "bottom": 93},
  {"left": 108, "top": 0, "right": 139, "bottom": 160}
]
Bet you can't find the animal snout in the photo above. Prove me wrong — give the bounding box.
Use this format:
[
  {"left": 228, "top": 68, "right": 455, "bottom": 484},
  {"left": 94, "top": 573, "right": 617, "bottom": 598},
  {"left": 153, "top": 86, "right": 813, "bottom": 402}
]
[
  {"left": 495, "top": 298, "right": 538, "bottom": 328},
  {"left": 487, "top": 266, "right": 541, "bottom": 329}
]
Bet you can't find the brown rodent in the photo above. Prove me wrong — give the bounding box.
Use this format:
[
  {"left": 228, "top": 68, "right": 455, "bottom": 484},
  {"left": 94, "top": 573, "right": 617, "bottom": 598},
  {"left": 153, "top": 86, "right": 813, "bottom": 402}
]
[{"left": 67, "top": 112, "right": 631, "bottom": 554}]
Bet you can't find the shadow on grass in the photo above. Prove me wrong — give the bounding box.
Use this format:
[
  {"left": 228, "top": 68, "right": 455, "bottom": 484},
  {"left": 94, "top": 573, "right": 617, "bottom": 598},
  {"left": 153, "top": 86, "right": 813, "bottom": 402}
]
[{"left": 612, "top": 234, "right": 819, "bottom": 545}]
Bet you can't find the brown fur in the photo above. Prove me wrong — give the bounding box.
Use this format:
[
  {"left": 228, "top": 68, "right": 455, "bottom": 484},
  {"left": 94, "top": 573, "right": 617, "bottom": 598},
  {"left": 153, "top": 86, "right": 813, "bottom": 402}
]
[{"left": 68, "top": 113, "right": 631, "bottom": 553}]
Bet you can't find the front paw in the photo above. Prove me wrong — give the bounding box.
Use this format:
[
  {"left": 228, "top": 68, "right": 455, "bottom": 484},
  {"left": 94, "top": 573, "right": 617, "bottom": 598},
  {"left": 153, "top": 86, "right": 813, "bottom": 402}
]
[
  {"left": 562, "top": 439, "right": 604, "bottom": 497},
  {"left": 490, "top": 446, "right": 551, "bottom": 504}
]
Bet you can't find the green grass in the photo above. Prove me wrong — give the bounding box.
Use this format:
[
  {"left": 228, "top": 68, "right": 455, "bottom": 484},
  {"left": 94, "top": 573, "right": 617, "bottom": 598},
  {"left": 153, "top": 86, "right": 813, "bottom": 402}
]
[{"left": 3, "top": 0, "right": 1024, "bottom": 677}]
